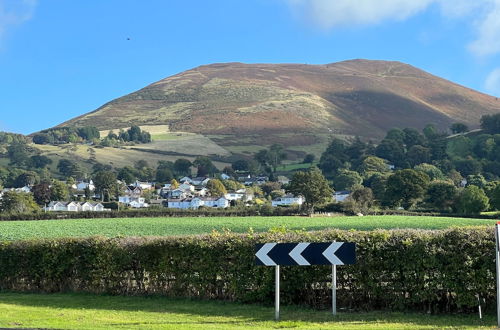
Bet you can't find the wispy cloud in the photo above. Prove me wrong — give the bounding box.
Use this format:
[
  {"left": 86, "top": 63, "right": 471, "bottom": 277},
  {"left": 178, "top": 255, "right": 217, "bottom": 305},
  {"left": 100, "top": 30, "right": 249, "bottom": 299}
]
[
  {"left": 485, "top": 68, "right": 500, "bottom": 96},
  {"left": 467, "top": 0, "right": 500, "bottom": 56},
  {"left": 0, "top": 0, "right": 37, "bottom": 44},
  {"left": 285, "top": 0, "right": 500, "bottom": 57}
]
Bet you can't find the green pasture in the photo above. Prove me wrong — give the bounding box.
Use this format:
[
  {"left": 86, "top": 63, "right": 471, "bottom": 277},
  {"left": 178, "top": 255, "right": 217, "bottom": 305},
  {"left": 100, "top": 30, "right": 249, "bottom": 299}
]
[
  {"left": 0, "top": 292, "right": 493, "bottom": 329},
  {"left": 0, "top": 215, "right": 494, "bottom": 241}
]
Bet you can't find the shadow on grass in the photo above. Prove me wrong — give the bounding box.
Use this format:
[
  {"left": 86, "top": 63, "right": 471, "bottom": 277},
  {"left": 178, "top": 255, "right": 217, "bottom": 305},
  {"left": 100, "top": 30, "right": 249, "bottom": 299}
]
[{"left": 0, "top": 291, "right": 495, "bottom": 327}]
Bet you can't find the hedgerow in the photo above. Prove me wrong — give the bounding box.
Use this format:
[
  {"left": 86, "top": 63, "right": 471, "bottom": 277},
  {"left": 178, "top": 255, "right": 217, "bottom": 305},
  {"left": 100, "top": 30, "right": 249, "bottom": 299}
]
[{"left": 0, "top": 227, "right": 495, "bottom": 313}]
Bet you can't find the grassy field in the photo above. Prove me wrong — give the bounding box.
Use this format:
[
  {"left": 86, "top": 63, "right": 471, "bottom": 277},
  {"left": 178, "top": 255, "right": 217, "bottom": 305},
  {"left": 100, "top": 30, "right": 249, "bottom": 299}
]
[
  {"left": 0, "top": 292, "right": 494, "bottom": 329},
  {"left": 0, "top": 215, "right": 494, "bottom": 241}
]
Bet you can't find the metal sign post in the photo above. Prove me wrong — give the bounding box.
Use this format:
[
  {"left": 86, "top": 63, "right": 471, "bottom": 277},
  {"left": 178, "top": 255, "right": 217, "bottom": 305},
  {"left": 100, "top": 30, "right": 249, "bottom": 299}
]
[
  {"left": 496, "top": 222, "right": 500, "bottom": 327},
  {"left": 256, "top": 242, "right": 356, "bottom": 321},
  {"left": 275, "top": 265, "right": 280, "bottom": 321},
  {"left": 332, "top": 264, "right": 337, "bottom": 315}
]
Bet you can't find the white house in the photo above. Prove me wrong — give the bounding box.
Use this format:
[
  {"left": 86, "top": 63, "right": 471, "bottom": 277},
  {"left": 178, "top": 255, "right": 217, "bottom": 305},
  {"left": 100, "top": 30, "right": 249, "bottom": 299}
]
[
  {"left": 134, "top": 180, "right": 154, "bottom": 190},
  {"left": 277, "top": 176, "right": 290, "bottom": 185},
  {"left": 75, "top": 180, "right": 95, "bottom": 191},
  {"left": 271, "top": 194, "right": 304, "bottom": 207},
  {"left": 129, "top": 200, "right": 149, "bottom": 208},
  {"left": 167, "top": 196, "right": 229, "bottom": 209},
  {"left": 333, "top": 191, "right": 351, "bottom": 202},
  {"left": 225, "top": 192, "right": 254, "bottom": 202},
  {"left": 220, "top": 173, "right": 231, "bottom": 180},
  {"left": 44, "top": 201, "right": 106, "bottom": 212}
]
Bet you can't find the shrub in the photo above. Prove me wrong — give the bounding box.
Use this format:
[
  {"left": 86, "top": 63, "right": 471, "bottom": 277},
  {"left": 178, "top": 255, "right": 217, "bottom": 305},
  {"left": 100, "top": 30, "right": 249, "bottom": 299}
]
[{"left": 0, "top": 227, "right": 495, "bottom": 313}]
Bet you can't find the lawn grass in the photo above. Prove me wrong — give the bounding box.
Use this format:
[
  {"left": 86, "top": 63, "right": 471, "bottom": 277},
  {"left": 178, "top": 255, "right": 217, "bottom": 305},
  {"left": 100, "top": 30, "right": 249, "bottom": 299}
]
[
  {"left": 0, "top": 215, "right": 494, "bottom": 241},
  {"left": 0, "top": 292, "right": 494, "bottom": 329}
]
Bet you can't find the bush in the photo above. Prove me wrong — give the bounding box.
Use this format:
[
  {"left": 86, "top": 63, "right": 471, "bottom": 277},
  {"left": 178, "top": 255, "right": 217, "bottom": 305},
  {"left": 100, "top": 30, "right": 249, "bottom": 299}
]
[{"left": 0, "top": 227, "right": 495, "bottom": 313}]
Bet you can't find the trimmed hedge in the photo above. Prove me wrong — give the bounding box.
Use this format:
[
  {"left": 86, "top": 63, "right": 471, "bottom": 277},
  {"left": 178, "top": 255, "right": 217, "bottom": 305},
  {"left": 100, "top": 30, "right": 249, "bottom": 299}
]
[
  {"left": 0, "top": 206, "right": 301, "bottom": 221},
  {"left": 0, "top": 227, "right": 495, "bottom": 313}
]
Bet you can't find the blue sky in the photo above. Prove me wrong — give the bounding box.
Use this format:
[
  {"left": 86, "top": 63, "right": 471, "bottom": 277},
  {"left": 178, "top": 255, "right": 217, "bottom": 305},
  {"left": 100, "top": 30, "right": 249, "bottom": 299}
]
[{"left": 1, "top": 0, "right": 500, "bottom": 134}]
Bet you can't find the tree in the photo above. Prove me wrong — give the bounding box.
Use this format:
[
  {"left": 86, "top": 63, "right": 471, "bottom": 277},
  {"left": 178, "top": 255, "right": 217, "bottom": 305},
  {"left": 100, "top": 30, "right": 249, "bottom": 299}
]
[
  {"left": 261, "top": 181, "right": 282, "bottom": 196},
  {"left": 232, "top": 159, "right": 251, "bottom": 172},
  {"left": 490, "top": 184, "right": 500, "bottom": 210},
  {"left": 117, "top": 167, "right": 136, "bottom": 184},
  {"left": 446, "top": 136, "right": 472, "bottom": 158},
  {"left": 480, "top": 114, "right": 500, "bottom": 133},
  {"left": 453, "top": 159, "right": 482, "bottom": 176},
  {"left": 454, "top": 185, "right": 489, "bottom": 215},
  {"left": 425, "top": 181, "right": 457, "bottom": 211},
  {"left": 206, "top": 179, "right": 227, "bottom": 197},
  {"left": 32, "top": 183, "right": 52, "bottom": 205},
  {"left": 28, "top": 155, "right": 52, "bottom": 169},
  {"left": 50, "top": 180, "right": 70, "bottom": 201},
  {"left": 345, "top": 185, "right": 374, "bottom": 214},
  {"left": 375, "top": 139, "right": 405, "bottom": 167},
  {"left": 170, "top": 179, "right": 180, "bottom": 189},
  {"left": 57, "top": 159, "right": 84, "bottom": 178},
  {"left": 333, "top": 169, "right": 363, "bottom": 191},
  {"left": 156, "top": 168, "right": 173, "bottom": 183},
  {"left": 93, "top": 171, "right": 118, "bottom": 202},
  {"left": 268, "top": 144, "right": 287, "bottom": 171},
  {"left": 286, "top": 167, "right": 333, "bottom": 214},
  {"left": 7, "top": 142, "right": 30, "bottom": 166},
  {"left": 385, "top": 169, "right": 430, "bottom": 209},
  {"left": 193, "top": 156, "right": 218, "bottom": 176},
  {"left": 0, "top": 191, "right": 39, "bottom": 214},
  {"left": 14, "top": 171, "right": 39, "bottom": 187},
  {"left": 450, "top": 122, "right": 469, "bottom": 134},
  {"left": 303, "top": 154, "right": 315, "bottom": 164},
  {"left": 403, "top": 128, "right": 425, "bottom": 148},
  {"left": 358, "top": 156, "right": 389, "bottom": 177},
  {"left": 173, "top": 158, "right": 192, "bottom": 176},
  {"left": 466, "top": 174, "right": 486, "bottom": 188},
  {"left": 406, "top": 145, "right": 431, "bottom": 166},
  {"left": 414, "top": 163, "right": 445, "bottom": 181}
]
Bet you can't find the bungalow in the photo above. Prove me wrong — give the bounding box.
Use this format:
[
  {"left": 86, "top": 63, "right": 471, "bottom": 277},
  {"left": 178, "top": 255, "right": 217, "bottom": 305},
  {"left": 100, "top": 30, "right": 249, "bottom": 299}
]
[
  {"left": 44, "top": 201, "right": 106, "bottom": 212},
  {"left": 244, "top": 176, "right": 268, "bottom": 186},
  {"left": 179, "top": 177, "right": 192, "bottom": 184},
  {"left": 167, "top": 196, "right": 229, "bottom": 209},
  {"left": 271, "top": 194, "right": 304, "bottom": 207},
  {"left": 191, "top": 177, "right": 210, "bottom": 186},
  {"left": 333, "top": 191, "right": 351, "bottom": 202},
  {"left": 225, "top": 192, "right": 254, "bottom": 202}
]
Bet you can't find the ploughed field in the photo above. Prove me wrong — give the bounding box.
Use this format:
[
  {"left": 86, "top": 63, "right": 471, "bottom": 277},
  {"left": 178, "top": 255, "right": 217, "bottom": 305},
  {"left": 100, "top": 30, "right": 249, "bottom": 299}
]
[{"left": 0, "top": 215, "right": 494, "bottom": 241}]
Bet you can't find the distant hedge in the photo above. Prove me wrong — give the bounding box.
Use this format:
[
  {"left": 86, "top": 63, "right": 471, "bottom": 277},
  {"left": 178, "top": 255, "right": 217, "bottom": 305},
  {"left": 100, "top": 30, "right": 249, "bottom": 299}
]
[
  {"left": 0, "top": 227, "right": 495, "bottom": 313},
  {"left": 0, "top": 205, "right": 300, "bottom": 221}
]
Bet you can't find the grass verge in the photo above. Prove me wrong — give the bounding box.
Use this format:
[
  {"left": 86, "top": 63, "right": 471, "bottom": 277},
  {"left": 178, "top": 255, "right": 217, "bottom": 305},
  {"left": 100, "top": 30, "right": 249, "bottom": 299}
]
[{"left": 0, "top": 292, "right": 494, "bottom": 329}]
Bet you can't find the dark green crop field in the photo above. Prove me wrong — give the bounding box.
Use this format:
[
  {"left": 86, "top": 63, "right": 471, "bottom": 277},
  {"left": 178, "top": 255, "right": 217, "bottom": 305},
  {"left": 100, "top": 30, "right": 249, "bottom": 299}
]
[{"left": 0, "top": 215, "right": 494, "bottom": 241}]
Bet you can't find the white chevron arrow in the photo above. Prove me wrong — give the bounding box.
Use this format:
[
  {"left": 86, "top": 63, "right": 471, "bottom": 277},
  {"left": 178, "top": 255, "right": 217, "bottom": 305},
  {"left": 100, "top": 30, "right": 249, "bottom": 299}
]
[
  {"left": 289, "top": 242, "right": 310, "bottom": 265},
  {"left": 256, "top": 243, "right": 277, "bottom": 266},
  {"left": 322, "top": 242, "right": 344, "bottom": 265}
]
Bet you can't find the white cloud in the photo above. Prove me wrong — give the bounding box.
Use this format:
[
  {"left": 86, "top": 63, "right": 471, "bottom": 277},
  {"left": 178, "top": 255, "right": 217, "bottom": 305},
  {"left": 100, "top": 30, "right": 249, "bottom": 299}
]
[
  {"left": 287, "top": 0, "right": 435, "bottom": 29},
  {"left": 285, "top": 0, "right": 500, "bottom": 57},
  {"left": 485, "top": 68, "right": 500, "bottom": 96},
  {"left": 467, "top": 0, "right": 500, "bottom": 56},
  {"left": 0, "top": 0, "right": 37, "bottom": 43}
]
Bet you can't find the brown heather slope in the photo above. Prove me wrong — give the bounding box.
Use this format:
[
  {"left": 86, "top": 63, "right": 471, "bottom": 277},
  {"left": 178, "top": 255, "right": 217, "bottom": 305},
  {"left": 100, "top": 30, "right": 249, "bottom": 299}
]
[{"left": 58, "top": 59, "right": 500, "bottom": 154}]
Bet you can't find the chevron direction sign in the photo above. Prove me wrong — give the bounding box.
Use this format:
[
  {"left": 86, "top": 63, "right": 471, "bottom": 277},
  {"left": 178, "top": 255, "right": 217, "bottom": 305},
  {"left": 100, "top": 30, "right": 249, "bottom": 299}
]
[{"left": 255, "top": 242, "right": 356, "bottom": 266}]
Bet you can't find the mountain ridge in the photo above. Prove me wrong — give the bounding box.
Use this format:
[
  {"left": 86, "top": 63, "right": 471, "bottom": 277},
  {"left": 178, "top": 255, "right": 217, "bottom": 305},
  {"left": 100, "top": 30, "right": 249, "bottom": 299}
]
[{"left": 57, "top": 59, "right": 500, "bottom": 157}]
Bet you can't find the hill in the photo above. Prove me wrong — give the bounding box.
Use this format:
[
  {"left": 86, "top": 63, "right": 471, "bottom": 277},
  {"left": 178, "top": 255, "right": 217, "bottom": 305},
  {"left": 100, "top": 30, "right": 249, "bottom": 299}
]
[{"left": 57, "top": 59, "right": 500, "bottom": 159}]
